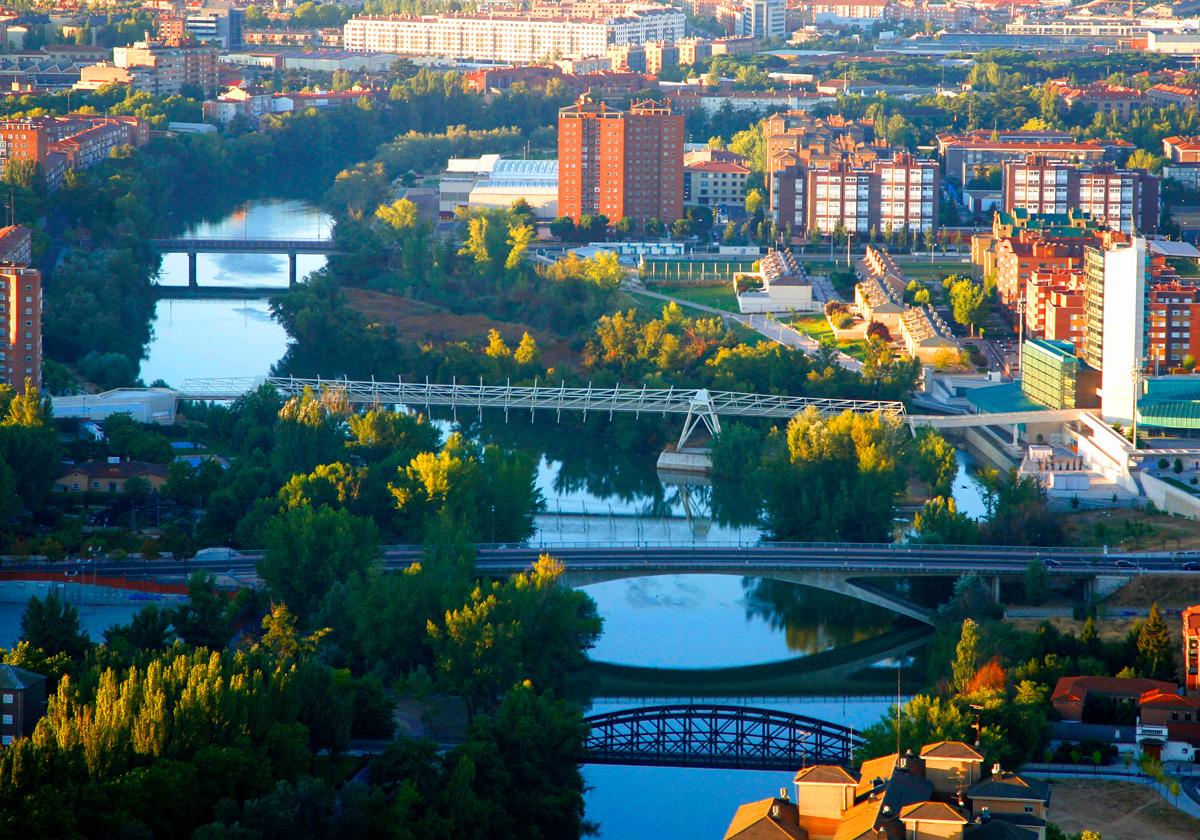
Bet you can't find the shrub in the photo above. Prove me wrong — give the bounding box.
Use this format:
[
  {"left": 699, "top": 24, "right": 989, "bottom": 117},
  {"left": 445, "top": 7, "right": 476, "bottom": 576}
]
[{"left": 866, "top": 321, "right": 891, "bottom": 341}]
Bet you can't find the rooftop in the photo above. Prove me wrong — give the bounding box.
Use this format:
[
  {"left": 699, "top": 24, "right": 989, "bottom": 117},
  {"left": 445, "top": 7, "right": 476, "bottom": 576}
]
[{"left": 0, "top": 664, "right": 45, "bottom": 690}]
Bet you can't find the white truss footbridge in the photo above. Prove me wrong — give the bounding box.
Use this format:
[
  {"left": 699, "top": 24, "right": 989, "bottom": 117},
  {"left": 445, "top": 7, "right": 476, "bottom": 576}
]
[{"left": 178, "top": 376, "right": 905, "bottom": 448}]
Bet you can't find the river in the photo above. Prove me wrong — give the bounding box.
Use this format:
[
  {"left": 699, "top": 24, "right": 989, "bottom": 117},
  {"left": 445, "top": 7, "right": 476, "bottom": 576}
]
[{"left": 127, "top": 199, "right": 985, "bottom": 837}]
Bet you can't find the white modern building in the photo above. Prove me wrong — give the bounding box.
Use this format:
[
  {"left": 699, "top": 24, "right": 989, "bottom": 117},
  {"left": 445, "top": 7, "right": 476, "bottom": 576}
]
[
  {"left": 440, "top": 155, "right": 559, "bottom": 218},
  {"left": 1097, "top": 237, "right": 1147, "bottom": 425},
  {"left": 344, "top": 10, "right": 684, "bottom": 62},
  {"left": 738, "top": 0, "right": 786, "bottom": 39}
]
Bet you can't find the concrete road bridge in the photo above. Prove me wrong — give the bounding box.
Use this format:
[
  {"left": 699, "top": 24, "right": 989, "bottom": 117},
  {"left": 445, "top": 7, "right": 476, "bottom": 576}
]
[
  {"left": 32, "top": 542, "right": 1185, "bottom": 626},
  {"left": 151, "top": 238, "right": 339, "bottom": 287}
]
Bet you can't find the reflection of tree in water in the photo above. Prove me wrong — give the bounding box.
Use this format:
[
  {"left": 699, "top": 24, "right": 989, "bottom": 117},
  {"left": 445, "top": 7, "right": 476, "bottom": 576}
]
[
  {"left": 710, "top": 478, "right": 764, "bottom": 529},
  {"left": 742, "top": 578, "right": 899, "bottom": 655},
  {"left": 454, "top": 412, "right": 674, "bottom": 507}
]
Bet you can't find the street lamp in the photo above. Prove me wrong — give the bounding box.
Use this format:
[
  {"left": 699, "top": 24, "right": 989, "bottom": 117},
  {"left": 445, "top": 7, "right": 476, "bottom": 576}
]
[{"left": 1132, "top": 364, "right": 1143, "bottom": 449}]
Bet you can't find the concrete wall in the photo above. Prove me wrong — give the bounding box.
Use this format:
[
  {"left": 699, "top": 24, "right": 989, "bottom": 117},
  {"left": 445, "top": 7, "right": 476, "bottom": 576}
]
[{"left": 1141, "top": 473, "right": 1200, "bottom": 519}]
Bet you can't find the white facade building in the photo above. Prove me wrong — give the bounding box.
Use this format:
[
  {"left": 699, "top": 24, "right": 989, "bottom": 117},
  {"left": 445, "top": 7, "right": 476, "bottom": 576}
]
[
  {"left": 1098, "top": 237, "right": 1147, "bottom": 425},
  {"left": 344, "top": 10, "right": 683, "bottom": 62},
  {"left": 738, "top": 0, "right": 786, "bottom": 39}
]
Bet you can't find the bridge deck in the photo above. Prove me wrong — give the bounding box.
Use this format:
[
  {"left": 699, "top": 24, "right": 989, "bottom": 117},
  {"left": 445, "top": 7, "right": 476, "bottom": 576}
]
[
  {"left": 177, "top": 377, "right": 906, "bottom": 419},
  {"left": 152, "top": 238, "right": 337, "bottom": 254}
]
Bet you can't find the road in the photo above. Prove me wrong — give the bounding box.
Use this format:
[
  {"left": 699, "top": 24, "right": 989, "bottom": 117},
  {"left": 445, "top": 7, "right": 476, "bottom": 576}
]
[{"left": 19, "top": 542, "right": 1200, "bottom": 583}]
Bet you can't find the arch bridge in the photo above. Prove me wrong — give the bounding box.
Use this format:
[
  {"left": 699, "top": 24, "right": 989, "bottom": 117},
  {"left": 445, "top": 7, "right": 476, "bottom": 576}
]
[{"left": 583, "top": 704, "right": 863, "bottom": 770}]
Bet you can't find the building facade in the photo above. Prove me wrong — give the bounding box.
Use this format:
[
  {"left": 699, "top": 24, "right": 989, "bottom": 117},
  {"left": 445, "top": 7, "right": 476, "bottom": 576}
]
[
  {"left": 113, "top": 39, "right": 219, "bottom": 96},
  {"left": 770, "top": 152, "right": 939, "bottom": 236},
  {"left": 558, "top": 94, "right": 683, "bottom": 225},
  {"left": 1021, "top": 338, "right": 1100, "bottom": 409},
  {"left": 1085, "top": 237, "right": 1148, "bottom": 424},
  {"left": 343, "top": 10, "right": 684, "bottom": 62},
  {"left": 1185, "top": 605, "right": 1200, "bottom": 691},
  {"left": 737, "top": 0, "right": 785, "bottom": 38},
  {"left": 1002, "top": 155, "right": 1160, "bottom": 234},
  {"left": 0, "top": 665, "right": 46, "bottom": 745},
  {"left": 683, "top": 157, "right": 749, "bottom": 207},
  {"left": 0, "top": 264, "right": 40, "bottom": 392}
]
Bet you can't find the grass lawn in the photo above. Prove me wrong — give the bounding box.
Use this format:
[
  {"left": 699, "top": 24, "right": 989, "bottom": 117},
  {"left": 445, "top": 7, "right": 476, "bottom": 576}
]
[
  {"left": 1046, "top": 779, "right": 1200, "bottom": 840},
  {"left": 790, "top": 313, "right": 834, "bottom": 341},
  {"left": 648, "top": 282, "right": 740, "bottom": 312}
]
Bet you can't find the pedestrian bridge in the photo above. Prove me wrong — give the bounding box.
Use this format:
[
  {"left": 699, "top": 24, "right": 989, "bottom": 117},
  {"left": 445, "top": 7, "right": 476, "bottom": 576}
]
[
  {"left": 178, "top": 376, "right": 906, "bottom": 449},
  {"left": 584, "top": 704, "right": 863, "bottom": 770}
]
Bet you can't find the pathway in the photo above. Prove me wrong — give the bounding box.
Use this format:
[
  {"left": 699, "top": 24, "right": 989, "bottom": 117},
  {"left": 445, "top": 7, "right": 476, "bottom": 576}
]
[{"left": 626, "top": 286, "right": 862, "bottom": 372}]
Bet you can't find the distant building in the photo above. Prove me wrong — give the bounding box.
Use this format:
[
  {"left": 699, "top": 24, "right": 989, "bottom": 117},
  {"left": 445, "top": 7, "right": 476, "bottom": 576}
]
[
  {"left": 936, "top": 130, "right": 1123, "bottom": 184},
  {"left": 1020, "top": 338, "right": 1100, "bottom": 410},
  {"left": 0, "top": 264, "right": 40, "bottom": 393},
  {"left": 557, "top": 93, "right": 683, "bottom": 226},
  {"left": 734, "top": 249, "right": 816, "bottom": 313},
  {"left": 1001, "top": 155, "right": 1159, "bottom": 235},
  {"left": 0, "top": 665, "right": 46, "bottom": 745},
  {"left": 439, "top": 154, "right": 559, "bottom": 219},
  {"left": 683, "top": 156, "right": 750, "bottom": 207},
  {"left": 55, "top": 459, "right": 170, "bottom": 494},
  {"left": 113, "top": 38, "right": 219, "bottom": 97},
  {"left": 1083, "top": 237, "right": 1147, "bottom": 424},
  {"left": 737, "top": 0, "right": 785, "bottom": 38}
]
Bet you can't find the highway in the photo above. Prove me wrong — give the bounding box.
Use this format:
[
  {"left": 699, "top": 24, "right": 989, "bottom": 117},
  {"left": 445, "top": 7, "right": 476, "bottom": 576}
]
[{"left": 15, "top": 541, "right": 1200, "bottom": 582}]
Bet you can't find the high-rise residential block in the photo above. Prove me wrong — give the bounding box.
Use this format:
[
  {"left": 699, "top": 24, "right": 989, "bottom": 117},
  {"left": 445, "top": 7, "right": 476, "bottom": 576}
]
[
  {"left": 557, "top": 94, "right": 683, "bottom": 225},
  {"left": 0, "top": 264, "right": 40, "bottom": 392},
  {"left": 737, "top": 0, "right": 785, "bottom": 38},
  {"left": 1083, "top": 237, "right": 1147, "bottom": 424},
  {"left": 1002, "top": 155, "right": 1160, "bottom": 234}
]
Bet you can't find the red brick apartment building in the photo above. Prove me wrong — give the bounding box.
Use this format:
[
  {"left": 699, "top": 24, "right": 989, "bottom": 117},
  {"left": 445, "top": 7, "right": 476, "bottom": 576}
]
[
  {"left": 0, "top": 263, "right": 41, "bottom": 392},
  {"left": 557, "top": 93, "right": 683, "bottom": 225},
  {"left": 1001, "top": 154, "right": 1160, "bottom": 235},
  {"left": 0, "top": 115, "right": 147, "bottom": 191}
]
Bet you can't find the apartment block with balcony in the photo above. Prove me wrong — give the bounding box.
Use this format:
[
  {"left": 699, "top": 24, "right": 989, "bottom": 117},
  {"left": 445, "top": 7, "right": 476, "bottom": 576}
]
[
  {"left": 1002, "top": 155, "right": 1159, "bottom": 235},
  {"left": 0, "top": 264, "right": 40, "bottom": 392}
]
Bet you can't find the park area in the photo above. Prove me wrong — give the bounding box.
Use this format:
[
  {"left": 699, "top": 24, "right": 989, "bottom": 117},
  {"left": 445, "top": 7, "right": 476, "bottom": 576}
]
[{"left": 639, "top": 259, "right": 755, "bottom": 283}]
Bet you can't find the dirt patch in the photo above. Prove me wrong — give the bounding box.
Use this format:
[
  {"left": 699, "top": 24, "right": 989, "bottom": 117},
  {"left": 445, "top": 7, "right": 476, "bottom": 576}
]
[
  {"left": 345, "top": 288, "right": 578, "bottom": 368},
  {"left": 1106, "top": 575, "right": 1200, "bottom": 610},
  {"left": 1061, "top": 508, "right": 1200, "bottom": 552},
  {"left": 1045, "top": 778, "right": 1200, "bottom": 840}
]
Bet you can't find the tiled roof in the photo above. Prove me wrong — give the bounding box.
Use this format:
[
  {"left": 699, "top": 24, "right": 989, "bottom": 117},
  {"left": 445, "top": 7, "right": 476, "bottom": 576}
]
[
  {"left": 723, "top": 797, "right": 805, "bottom": 840},
  {"left": 795, "top": 764, "right": 858, "bottom": 784},
  {"left": 1051, "top": 675, "right": 1176, "bottom": 704},
  {"left": 920, "top": 741, "right": 984, "bottom": 761},
  {"left": 898, "top": 801, "right": 968, "bottom": 823},
  {"left": 967, "top": 772, "right": 1050, "bottom": 803},
  {"left": 1139, "top": 688, "right": 1200, "bottom": 708},
  {"left": 856, "top": 753, "right": 897, "bottom": 796},
  {"left": 58, "top": 460, "right": 169, "bottom": 481},
  {"left": 685, "top": 160, "right": 751, "bottom": 174},
  {"left": 965, "top": 820, "right": 1039, "bottom": 840}
]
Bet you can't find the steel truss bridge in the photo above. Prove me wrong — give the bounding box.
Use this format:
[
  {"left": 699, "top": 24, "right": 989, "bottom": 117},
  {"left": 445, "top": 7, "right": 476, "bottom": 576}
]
[
  {"left": 583, "top": 704, "right": 862, "bottom": 770},
  {"left": 177, "top": 376, "right": 905, "bottom": 448}
]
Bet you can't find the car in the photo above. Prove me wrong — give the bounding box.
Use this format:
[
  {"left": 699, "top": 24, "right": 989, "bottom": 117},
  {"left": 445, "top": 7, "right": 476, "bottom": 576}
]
[
  {"left": 1042, "top": 558, "right": 1062, "bottom": 568},
  {"left": 1184, "top": 561, "right": 1200, "bottom": 571},
  {"left": 1113, "top": 559, "right": 1137, "bottom": 569}
]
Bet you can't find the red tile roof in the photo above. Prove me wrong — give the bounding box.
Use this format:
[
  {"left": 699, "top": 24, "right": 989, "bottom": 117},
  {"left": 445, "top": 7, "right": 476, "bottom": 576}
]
[{"left": 1052, "top": 675, "right": 1177, "bottom": 704}]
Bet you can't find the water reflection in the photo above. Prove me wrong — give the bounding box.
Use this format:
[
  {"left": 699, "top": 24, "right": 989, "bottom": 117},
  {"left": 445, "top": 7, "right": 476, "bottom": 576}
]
[{"left": 582, "top": 575, "right": 907, "bottom": 669}]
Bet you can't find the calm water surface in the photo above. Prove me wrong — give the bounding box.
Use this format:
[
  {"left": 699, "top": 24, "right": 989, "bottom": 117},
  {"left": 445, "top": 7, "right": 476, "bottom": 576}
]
[{"left": 126, "top": 200, "right": 984, "bottom": 838}]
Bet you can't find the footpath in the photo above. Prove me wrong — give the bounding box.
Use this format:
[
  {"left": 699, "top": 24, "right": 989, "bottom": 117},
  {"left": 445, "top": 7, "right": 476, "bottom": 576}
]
[{"left": 625, "top": 285, "right": 863, "bottom": 372}]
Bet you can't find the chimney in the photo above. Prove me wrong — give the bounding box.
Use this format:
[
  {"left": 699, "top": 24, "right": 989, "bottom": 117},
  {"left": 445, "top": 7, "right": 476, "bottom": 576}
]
[
  {"left": 779, "top": 788, "right": 789, "bottom": 801},
  {"left": 992, "top": 763, "right": 1001, "bottom": 776}
]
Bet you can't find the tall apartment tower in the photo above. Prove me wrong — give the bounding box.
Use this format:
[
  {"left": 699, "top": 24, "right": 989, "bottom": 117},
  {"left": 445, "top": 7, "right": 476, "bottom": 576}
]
[
  {"left": 738, "top": 0, "right": 785, "bottom": 38},
  {"left": 557, "top": 93, "right": 683, "bottom": 226},
  {"left": 1082, "top": 237, "right": 1146, "bottom": 425},
  {"left": 0, "top": 265, "right": 41, "bottom": 392}
]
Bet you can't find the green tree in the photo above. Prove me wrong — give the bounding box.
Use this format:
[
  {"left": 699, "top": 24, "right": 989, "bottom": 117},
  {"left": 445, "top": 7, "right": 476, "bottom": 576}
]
[
  {"left": 505, "top": 223, "right": 535, "bottom": 271},
  {"left": 20, "top": 591, "right": 89, "bottom": 659},
  {"left": 913, "top": 496, "right": 979, "bottom": 545},
  {"left": 259, "top": 505, "right": 379, "bottom": 622},
  {"left": 949, "top": 278, "right": 986, "bottom": 335},
  {"left": 1136, "top": 603, "right": 1176, "bottom": 681},
  {"left": 513, "top": 332, "right": 541, "bottom": 367},
  {"left": 744, "top": 188, "right": 764, "bottom": 216},
  {"left": 915, "top": 429, "right": 957, "bottom": 496},
  {"left": 952, "top": 618, "right": 981, "bottom": 694},
  {"left": 1024, "top": 558, "right": 1048, "bottom": 605},
  {"left": 170, "top": 572, "right": 232, "bottom": 650}
]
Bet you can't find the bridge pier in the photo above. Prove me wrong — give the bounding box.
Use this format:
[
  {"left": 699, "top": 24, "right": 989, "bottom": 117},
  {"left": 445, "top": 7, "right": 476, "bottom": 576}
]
[
  {"left": 288, "top": 252, "right": 297, "bottom": 287},
  {"left": 187, "top": 252, "right": 197, "bottom": 288}
]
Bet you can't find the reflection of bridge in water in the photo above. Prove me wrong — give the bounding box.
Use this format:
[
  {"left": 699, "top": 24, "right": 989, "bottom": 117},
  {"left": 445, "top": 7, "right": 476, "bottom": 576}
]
[
  {"left": 588, "top": 623, "right": 932, "bottom": 698},
  {"left": 584, "top": 704, "right": 863, "bottom": 770}
]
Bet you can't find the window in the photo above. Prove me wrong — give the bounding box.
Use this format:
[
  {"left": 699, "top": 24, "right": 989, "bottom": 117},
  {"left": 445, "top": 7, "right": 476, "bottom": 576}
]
[
  {"left": 1024, "top": 805, "right": 1035, "bottom": 814},
  {"left": 1, "top": 694, "right": 11, "bottom": 705},
  {"left": 1, "top": 715, "right": 10, "bottom": 725}
]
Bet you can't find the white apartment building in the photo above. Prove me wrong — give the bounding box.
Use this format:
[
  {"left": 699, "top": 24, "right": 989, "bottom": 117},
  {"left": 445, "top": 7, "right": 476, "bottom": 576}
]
[
  {"left": 878, "top": 156, "right": 937, "bottom": 234},
  {"left": 1097, "top": 237, "right": 1147, "bottom": 425},
  {"left": 738, "top": 0, "right": 786, "bottom": 38},
  {"left": 344, "top": 10, "right": 683, "bottom": 62}
]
